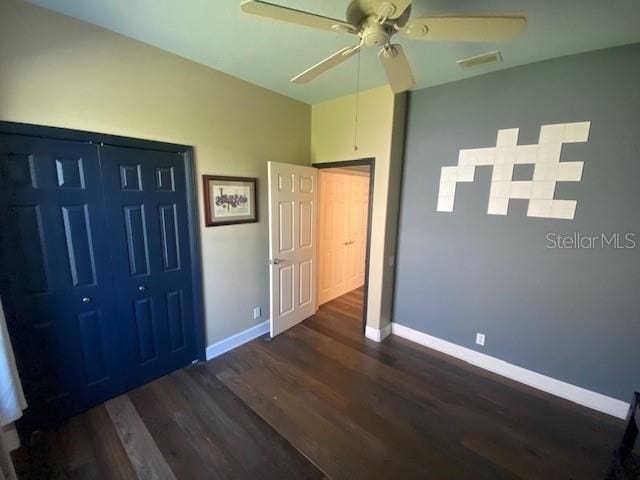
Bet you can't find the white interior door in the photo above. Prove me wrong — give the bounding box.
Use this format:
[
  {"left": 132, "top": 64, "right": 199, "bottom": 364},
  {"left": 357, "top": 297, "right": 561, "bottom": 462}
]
[
  {"left": 346, "top": 175, "right": 369, "bottom": 291},
  {"left": 268, "top": 162, "right": 318, "bottom": 337},
  {"left": 318, "top": 171, "right": 369, "bottom": 304},
  {"left": 318, "top": 171, "right": 349, "bottom": 305}
]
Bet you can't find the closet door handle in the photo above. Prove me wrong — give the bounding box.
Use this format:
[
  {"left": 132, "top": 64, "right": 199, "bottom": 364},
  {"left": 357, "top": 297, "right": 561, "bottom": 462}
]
[
  {"left": 82, "top": 297, "right": 91, "bottom": 304},
  {"left": 138, "top": 285, "right": 147, "bottom": 292}
]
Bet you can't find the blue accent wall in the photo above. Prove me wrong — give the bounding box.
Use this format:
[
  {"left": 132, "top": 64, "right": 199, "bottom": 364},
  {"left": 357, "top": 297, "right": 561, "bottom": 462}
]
[{"left": 394, "top": 44, "right": 640, "bottom": 402}]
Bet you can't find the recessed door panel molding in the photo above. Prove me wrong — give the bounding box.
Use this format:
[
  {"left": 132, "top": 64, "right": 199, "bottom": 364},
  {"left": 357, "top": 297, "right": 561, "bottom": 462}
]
[
  {"left": 55, "top": 157, "right": 85, "bottom": 189},
  {"left": 159, "top": 204, "right": 181, "bottom": 271},
  {"left": 11, "top": 205, "right": 49, "bottom": 294},
  {"left": 278, "top": 172, "right": 294, "bottom": 193},
  {"left": 166, "top": 289, "right": 185, "bottom": 352},
  {"left": 61, "top": 204, "right": 97, "bottom": 287},
  {"left": 299, "top": 259, "right": 313, "bottom": 307},
  {"left": 320, "top": 252, "right": 332, "bottom": 290},
  {"left": 268, "top": 162, "right": 317, "bottom": 337},
  {"left": 299, "top": 174, "right": 314, "bottom": 194},
  {"left": 323, "top": 202, "right": 333, "bottom": 243},
  {"left": 134, "top": 297, "right": 157, "bottom": 364},
  {"left": 156, "top": 166, "right": 175, "bottom": 192},
  {"left": 27, "top": 322, "right": 71, "bottom": 403},
  {"left": 77, "top": 309, "right": 109, "bottom": 386},
  {"left": 279, "top": 201, "right": 294, "bottom": 253},
  {"left": 279, "top": 264, "right": 295, "bottom": 315},
  {"left": 334, "top": 248, "right": 347, "bottom": 292},
  {"left": 119, "top": 164, "right": 143, "bottom": 191},
  {"left": 318, "top": 171, "right": 369, "bottom": 304},
  {"left": 123, "top": 205, "right": 151, "bottom": 277},
  {"left": 7, "top": 153, "right": 37, "bottom": 189},
  {"left": 299, "top": 200, "right": 313, "bottom": 248}
]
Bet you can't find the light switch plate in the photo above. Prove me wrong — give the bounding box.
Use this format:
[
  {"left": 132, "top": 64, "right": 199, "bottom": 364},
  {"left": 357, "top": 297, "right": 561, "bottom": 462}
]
[{"left": 253, "top": 307, "right": 261, "bottom": 319}]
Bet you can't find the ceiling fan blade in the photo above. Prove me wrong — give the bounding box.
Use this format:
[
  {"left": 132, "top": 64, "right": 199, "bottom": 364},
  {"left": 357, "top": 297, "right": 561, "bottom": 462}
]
[
  {"left": 241, "top": 0, "right": 357, "bottom": 34},
  {"left": 378, "top": 44, "right": 415, "bottom": 94},
  {"left": 403, "top": 16, "right": 527, "bottom": 42},
  {"left": 291, "top": 45, "right": 361, "bottom": 84}
]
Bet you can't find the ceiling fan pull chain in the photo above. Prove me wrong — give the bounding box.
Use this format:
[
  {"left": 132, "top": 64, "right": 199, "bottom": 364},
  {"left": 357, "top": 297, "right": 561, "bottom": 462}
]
[{"left": 353, "top": 46, "right": 361, "bottom": 151}]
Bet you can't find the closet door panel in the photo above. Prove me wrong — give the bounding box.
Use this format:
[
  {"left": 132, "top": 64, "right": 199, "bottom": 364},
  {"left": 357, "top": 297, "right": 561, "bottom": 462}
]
[
  {"left": 99, "top": 145, "right": 196, "bottom": 388},
  {"left": 0, "top": 135, "right": 124, "bottom": 422}
]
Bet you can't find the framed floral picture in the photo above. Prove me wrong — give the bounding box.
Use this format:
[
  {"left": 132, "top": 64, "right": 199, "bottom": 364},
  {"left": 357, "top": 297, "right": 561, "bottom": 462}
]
[{"left": 203, "top": 175, "right": 258, "bottom": 226}]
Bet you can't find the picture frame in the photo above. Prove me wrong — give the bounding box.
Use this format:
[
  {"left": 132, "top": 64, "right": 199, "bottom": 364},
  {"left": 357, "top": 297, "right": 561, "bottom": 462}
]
[{"left": 203, "top": 175, "right": 258, "bottom": 227}]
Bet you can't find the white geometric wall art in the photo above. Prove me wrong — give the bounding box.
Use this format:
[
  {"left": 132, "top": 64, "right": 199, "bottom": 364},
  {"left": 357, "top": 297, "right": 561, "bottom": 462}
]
[{"left": 436, "top": 122, "right": 590, "bottom": 220}]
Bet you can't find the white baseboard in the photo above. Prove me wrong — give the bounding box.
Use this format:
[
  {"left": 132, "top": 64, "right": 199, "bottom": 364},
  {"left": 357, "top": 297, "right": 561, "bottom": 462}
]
[
  {"left": 206, "top": 320, "right": 269, "bottom": 360},
  {"left": 365, "top": 323, "right": 391, "bottom": 342},
  {"left": 391, "top": 322, "right": 630, "bottom": 419}
]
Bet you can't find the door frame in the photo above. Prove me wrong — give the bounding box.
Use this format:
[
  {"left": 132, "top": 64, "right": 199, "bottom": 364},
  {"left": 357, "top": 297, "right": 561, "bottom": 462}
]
[
  {"left": 312, "top": 158, "right": 374, "bottom": 334},
  {"left": 0, "top": 121, "right": 207, "bottom": 361}
]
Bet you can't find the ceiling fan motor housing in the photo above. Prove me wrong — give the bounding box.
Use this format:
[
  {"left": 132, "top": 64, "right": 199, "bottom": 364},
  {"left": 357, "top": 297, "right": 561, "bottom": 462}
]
[
  {"left": 361, "top": 20, "right": 393, "bottom": 47},
  {"left": 346, "top": 0, "right": 412, "bottom": 28}
]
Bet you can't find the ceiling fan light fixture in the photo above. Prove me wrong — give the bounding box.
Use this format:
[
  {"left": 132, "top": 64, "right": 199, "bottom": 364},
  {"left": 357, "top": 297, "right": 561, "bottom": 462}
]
[{"left": 456, "top": 50, "right": 503, "bottom": 69}]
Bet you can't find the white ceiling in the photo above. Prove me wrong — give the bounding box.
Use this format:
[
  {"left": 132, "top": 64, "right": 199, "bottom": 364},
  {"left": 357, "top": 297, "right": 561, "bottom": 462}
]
[{"left": 24, "top": 0, "right": 640, "bottom": 104}]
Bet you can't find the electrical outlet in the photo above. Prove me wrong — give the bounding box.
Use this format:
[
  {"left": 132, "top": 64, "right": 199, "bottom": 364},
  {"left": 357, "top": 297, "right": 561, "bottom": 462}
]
[
  {"left": 475, "top": 333, "right": 486, "bottom": 346},
  {"left": 253, "top": 307, "right": 261, "bottom": 320}
]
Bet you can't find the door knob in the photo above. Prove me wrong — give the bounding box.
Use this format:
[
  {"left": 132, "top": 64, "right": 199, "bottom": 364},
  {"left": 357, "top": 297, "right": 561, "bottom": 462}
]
[
  {"left": 138, "top": 285, "right": 147, "bottom": 291},
  {"left": 82, "top": 297, "right": 91, "bottom": 304},
  {"left": 270, "top": 258, "right": 281, "bottom": 265}
]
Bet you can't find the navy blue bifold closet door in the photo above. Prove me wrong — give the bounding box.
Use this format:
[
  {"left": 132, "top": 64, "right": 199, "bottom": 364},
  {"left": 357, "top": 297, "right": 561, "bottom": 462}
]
[
  {"left": 0, "top": 134, "right": 198, "bottom": 424},
  {"left": 0, "top": 135, "right": 125, "bottom": 421},
  {"left": 98, "top": 145, "right": 196, "bottom": 389}
]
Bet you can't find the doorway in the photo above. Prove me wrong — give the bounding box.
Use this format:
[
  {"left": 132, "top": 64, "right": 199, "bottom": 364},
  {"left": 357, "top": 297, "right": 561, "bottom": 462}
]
[
  {"left": 315, "top": 159, "right": 374, "bottom": 333},
  {"left": 266, "top": 159, "right": 374, "bottom": 338}
]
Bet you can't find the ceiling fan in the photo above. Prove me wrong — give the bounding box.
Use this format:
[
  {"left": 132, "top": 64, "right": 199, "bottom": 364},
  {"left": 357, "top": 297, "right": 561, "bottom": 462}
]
[{"left": 240, "top": 0, "right": 527, "bottom": 93}]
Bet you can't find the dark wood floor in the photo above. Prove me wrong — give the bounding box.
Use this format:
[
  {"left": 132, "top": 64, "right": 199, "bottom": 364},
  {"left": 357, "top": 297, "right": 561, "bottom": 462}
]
[{"left": 13, "top": 287, "right": 623, "bottom": 479}]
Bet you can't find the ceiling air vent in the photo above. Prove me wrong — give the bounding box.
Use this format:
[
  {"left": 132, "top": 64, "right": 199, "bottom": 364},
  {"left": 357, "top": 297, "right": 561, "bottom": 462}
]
[{"left": 457, "top": 50, "right": 502, "bottom": 69}]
